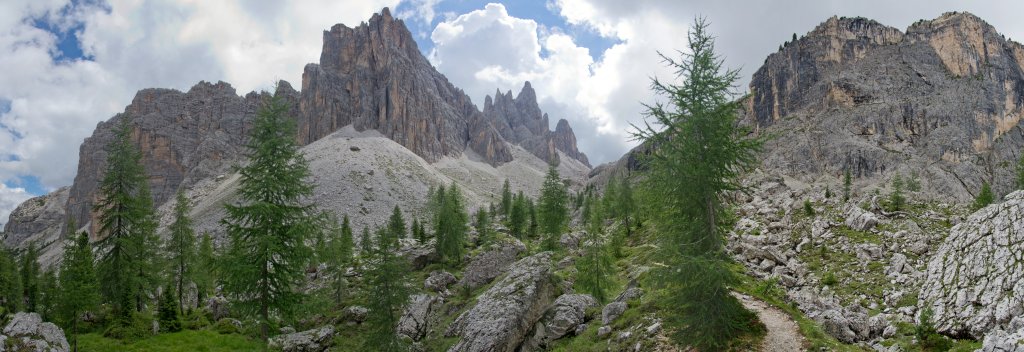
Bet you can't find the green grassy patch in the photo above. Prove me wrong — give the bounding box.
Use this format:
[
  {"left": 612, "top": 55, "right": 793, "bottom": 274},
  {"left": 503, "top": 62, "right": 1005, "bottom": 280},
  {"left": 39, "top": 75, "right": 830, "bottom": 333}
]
[{"left": 76, "top": 330, "right": 263, "bottom": 352}]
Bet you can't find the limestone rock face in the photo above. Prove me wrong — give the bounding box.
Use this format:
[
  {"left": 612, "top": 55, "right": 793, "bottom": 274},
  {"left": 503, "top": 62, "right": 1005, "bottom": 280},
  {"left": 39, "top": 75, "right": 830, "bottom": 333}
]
[
  {"left": 397, "top": 294, "right": 441, "bottom": 341},
  {"left": 521, "top": 294, "right": 599, "bottom": 350},
  {"left": 458, "top": 237, "right": 527, "bottom": 290},
  {"left": 298, "top": 8, "right": 512, "bottom": 166},
  {"left": 1, "top": 312, "right": 70, "bottom": 352},
  {"left": 920, "top": 190, "right": 1024, "bottom": 339},
  {"left": 745, "top": 11, "right": 1024, "bottom": 200},
  {"left": 483, "top": 83, "right": 590, "bottom": 167},
  {"left": 1, "top": 187, "right": 69, "bottom": 265},
  {"left": 267, "top": 325, "right": 335, "bottom": 352},
  {"left": 445, "top": 252, "right": 556, "bottom": 352},
  {"left": 65, "top": 81, "right": 287, "bottom": 239}
]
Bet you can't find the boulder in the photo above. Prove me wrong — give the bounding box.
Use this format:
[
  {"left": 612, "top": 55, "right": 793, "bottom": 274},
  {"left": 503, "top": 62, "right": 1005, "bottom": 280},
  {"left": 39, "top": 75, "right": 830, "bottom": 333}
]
[
  {"left": 920, "top": 191, "right": 1024, "bottom": 339},
  {"left": 445, "top": 252, "right": 556, "bottom": 352},
  {"left": 399, "top": 239, "right": 438, "bottom": 270},
  {"left": 521, "top": 294, "right": 599, "bottom": 350},
  {"left": 844, "top": 206, "right": 878, "bottom": 232},
  {"left": 424, "top": 270, "right": 456, "bottom": 293},
  {"left": 206, "top": 295, "right": 230, "bottom": 321},
  {"left": 979, "top": 316, "right": 1024, "bottom": 352},
  {"left": 1, "top": 312, "right": 70, "bottom": 352},
  {"left": 458, "top": 238, "right": 526, "bottom": 290},
  {"left": 268, "top": 325, "right": 335, "bottom": 352},
  {"left": 819, "top": 309, "right": 857, "bottom": 343},
  {"left": 342, "top": 306, "right": 368, "bottom": 323},
  {"left": 602, "top": 302, "right": 627, "bottom": 325},
  {"left": 397, "top": 294, "right": 440, "bottom": 341}
]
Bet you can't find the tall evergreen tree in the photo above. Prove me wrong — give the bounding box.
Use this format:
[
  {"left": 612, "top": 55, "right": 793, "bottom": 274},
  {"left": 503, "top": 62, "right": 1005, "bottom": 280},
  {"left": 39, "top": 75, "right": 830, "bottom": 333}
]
[
  {"left": 388, "top": 205, "right": 407, "bottom": 241},
  {"left": 843, "top": 168, "right": 852, "bottom": 201},
  {"left": 157, "top": 283, "right": 182, "bottom": 333},
  {"left": 501, "top": 179, "right": 512, "bottom": 216},
  {"left": 888, "top": 174, "right": 906, "bottom": 211},
  {"left": 222, "top": 93, "right": 320, "bottom": 342},
  {"left": 538, "top": 165, "right": 568, "bottom": 251},
  {"left": 324, "top": 215, "right": 354, "bottom": 306},
  {"left": 617, "top": 175, "right": 636, "bottom": 237},
  {"left": 576, "top": 201, "right": 613, "bottom": 303},
  {"left": 132, "top": 183, "right": 163, "bottom": 312},
  {"left": 527, "top": 198, "right": 538, "bottom": 239},
  {"left": 360, "top": 226, "right": 373, "bottom": 257},
  {"left": 193, "top": 232, "right": 217, "bottom": 303},
  {"left": 973, "top": 181, "right": 995, "bottom": 211},
  {"left": 19, "top": 243, "right": 40, "bottom": 312},
  {"left": 363, "top": 226, "right": 412, "bottom": 351},
  {"left": 166, "top": 191, "right": 196, "bottom": 312},
  {"left": 94, "top": 118, "right": 154, "bottom": 317},
  {"left": 603, "top": 174, "right": 620, "bottom": 219},
  {"left": 0, "top": 246, "right": 21, "bottom": 314},
  {"left": 37, "top": 269, "right": 58, "bottom": 321},
  {"left": 475, "top": 208, "right": 491, "bottom": 245},
  {"left": 435, "top": 184, "right": 468, "bottom": 264},
  {"left": 57, "top": 232, "right": 100, "bottom": 352},
  {"left": 632, "top": 18, "right": 761, "bottom": 349}
]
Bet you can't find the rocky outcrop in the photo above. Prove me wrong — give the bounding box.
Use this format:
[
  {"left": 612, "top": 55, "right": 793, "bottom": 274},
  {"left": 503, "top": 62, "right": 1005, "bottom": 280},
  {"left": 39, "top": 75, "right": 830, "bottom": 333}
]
[
  {"left": 458, "top": 237, "right": 527, "bottom": 290},
  {"left": 64, "top": 81, "right": 289, "bottom": 239},
  {"left": 979, "top": 316, "right": 1024, "bottom": 352},
  {"left": 745, "top": 11, "right": 1024, "bottom": 200},
  {"left": 445, "top": 252, "right": 556, "bottom": 352},
  {"left": 268, "top": 325, "right": 334, "bottom": 352},
  {"left": 1, "top": 312, "right": 70, "bottom": 352},
  {"left": 920, "top": 190, "right": 1024, "bottom": 339},
  {"left": 521, "top": 294, "right": 599, "bottom": 350},
  {"left": 1, "top": 187, "right": 69, "bottom": 265},
  {"left": 483, "top": 83, "right": 590, "bottom": 167},
  {"left": 397, "top": 294, "right": 441, "bottom": 341}
]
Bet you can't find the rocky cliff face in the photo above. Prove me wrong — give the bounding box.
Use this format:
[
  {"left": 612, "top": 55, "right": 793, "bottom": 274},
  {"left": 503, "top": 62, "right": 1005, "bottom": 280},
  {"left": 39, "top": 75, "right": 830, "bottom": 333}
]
[
  {"left": 1, "top": 187, "right": 68, "bottom": 266},
  {"left": 746, "top": 12, "right": 1024, "bottom": 200},
  {"left": 484, "top": 83, "right": 591, "bottom": 167}
]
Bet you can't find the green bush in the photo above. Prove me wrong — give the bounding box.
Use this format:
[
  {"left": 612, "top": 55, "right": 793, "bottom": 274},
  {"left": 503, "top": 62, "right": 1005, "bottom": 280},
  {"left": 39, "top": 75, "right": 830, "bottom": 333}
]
[
  {"left": 183, "top": 309, "right": 212, "bottom": 330},
  {"left": 213, "top": 318, "right": 240, "bottom": 335},
  {"left": 803, "top": 200, "right": 815, "bottom": 216},
  {"left": 103, "top": 311, "right": 155, "bottom": 341},
  {"left": 822, "top": 272, "right": 838, "bottom": 286}
]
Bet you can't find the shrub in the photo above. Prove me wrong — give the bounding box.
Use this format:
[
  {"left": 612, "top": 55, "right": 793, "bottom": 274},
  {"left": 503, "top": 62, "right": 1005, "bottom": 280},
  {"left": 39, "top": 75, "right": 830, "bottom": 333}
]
[
  {"left": 214, "top": 318, "right": 241, "bottom": 335},
  {"left": 183, "top": 309, "right": 212, "bottom": 330},
  {"left": 821, "top": 272, "right": 838, "bottom": 286},
  {"left": 102, "top": 311, "right": 154, "bottom": 341},
  {"left": 803, "top": 200, "right": 815, "bottom": 216}
]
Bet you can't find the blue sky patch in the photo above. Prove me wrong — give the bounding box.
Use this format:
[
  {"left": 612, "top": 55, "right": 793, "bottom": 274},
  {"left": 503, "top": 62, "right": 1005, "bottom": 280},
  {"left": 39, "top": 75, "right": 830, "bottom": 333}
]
[
  {"left": 4, "top": 175, "right": 46, "bottom": 196},
  {"left": 29, "top": 0, "right": 111, "bottom": 62}
]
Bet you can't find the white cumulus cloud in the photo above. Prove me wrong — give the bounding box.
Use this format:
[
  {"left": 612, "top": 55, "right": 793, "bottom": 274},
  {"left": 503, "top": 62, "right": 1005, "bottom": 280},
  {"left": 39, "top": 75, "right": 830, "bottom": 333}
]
[{"left": 0, "top": 183, "right": 31, "bottom": 228}]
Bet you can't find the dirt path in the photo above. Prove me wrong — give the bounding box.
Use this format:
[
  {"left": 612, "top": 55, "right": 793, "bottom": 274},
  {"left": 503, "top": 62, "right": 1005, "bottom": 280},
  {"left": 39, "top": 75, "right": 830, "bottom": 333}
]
[{"left": 734, "top": 293, "right": 806, "bottom": 351}]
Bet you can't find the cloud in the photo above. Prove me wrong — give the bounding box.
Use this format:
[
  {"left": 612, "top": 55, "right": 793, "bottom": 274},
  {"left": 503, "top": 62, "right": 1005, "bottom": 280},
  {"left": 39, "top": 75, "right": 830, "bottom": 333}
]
[
  {"left": 0, "top": 183, "right": 32, "bottom": 228},
  {"left": 0, "top": 0, "right": 398, "bottom": 204}
]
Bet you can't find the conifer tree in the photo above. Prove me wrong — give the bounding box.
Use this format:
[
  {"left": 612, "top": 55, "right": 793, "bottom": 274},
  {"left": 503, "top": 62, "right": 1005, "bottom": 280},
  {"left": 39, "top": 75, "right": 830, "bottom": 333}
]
[
  {"left": 222, "top": 93, "right": 320, "bottom": 342},
  {"left": 411, "top": 218, "right": 421, "bottom": 243},
  {"left": 508, "top": 191, "right": 527, "bottom": 239},
  {"left": 131, "top": 183, "right": 163, "bottom": 312},
  {"left": 193, "top": 232, "right": 216, "bottom": 302},
  {"left": 1017, "top": 153, "right": 1024, "bottom": 190},
  {"left": 157, "top": 283, "right": 182, "bottom": 333},
  {"left": 617, "top": 175, "right": 636, "bottom": 237},
  {"left": 363, "top": 226, "right": 412, "bottom": 351},
  {"left": 0, "top": 247, "right": 21, "bottom": 314},
  {"left": 19, "top": 243, "right": 40, "bottom": 312},
  {"left": 360, "top": 226, "right": 373, "bottom": 257},
  {"left": 476, "top": 208, "right": 491, "bottom": 245},
  {"left": 632, "top": 18, "right": 761, "bottom": 349},
  {"left": 603, "top": 174, "right": 619, "bottom": 219},
  {"left": 501, "top": 179, "right": 512, "bottom": 216},
  {"left": 843, "top": 168, "right": 852, "bottom": 202},
  {"left": 388, "top": 205, "right": 407, "bottom": 241},
  {"left": 888, "top": 174, "right": 905, "bottom": 212},
  {"left": 57, "top": 232, "right": 99, "bottom": 352},
  {"left": 37, "top": 269, "right": 58, "bottom": 321},
  {"left": 435, "top": 184, "right": 468, "bottom": 264},
  {"left": 94, "top": 118, "right": 155, "bottom": 317},
  {"left": 166, "top": 191, "right": 196, "bottom": 312},
  {"left": 324, "top": 215, "right": 354, "bottom": 306},
  {"left": 576, "top": 201, "right": 614, "bottom": 303},
  {"left": 538, "top": 165, "right": 568, "bottom": 251},
  {"left": 973, "top": 181, "right": 995, "bottom": 211},
  {"left": 528, "top": 198, "right": 538, "bottom": 239}
]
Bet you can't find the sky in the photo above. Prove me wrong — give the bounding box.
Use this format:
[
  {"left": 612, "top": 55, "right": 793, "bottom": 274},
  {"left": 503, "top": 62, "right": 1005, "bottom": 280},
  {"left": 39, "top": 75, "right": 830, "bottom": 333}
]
[{"left": 2, "top": 0, "right": 1024, "bottom": 226}]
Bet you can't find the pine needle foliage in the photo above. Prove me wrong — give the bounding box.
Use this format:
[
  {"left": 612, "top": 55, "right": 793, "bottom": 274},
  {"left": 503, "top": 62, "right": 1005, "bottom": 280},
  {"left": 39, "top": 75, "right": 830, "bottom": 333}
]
[
  {"left": 57, "top": 232, "right": 100, "bottom": 351},
  {"left": 576, "top": 201, "right": 614, "bottom": 303},
  {"left": 221, "top": 93, "right": 321, "bottom": 342},
  {"left": 363, "top": 226, "right": 412, "bottom": 352},
  {"left": 167, "top": 191, "right": 196, "bottom": 313},
  {"left": 435, "top": 184, "right": 468, "bottom": 265},
  {"left": 632, "top": 18, "right": 761, "bottom": 350},
  {"left": 972, "top": 181, "right": 995, "bottom": 211},
  {"left": 538, "top": 164, "right": 568, "bottom": 251}
]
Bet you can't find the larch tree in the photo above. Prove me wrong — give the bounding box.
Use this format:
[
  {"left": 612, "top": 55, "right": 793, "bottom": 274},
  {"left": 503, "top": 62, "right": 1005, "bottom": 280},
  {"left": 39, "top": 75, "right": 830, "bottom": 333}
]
[
  {"left": 973, "top": 181, "right": 995, "bottom": 211},
  {"left": 576, "top": 200, "right": 613, "bottom": 303},
  {"left": 616, "top": 175, "right": 636, "bottom": 237},
  {"left": 538, "top": 164, "right": 568, "bottom": 251},
  {"left": 388, "top": 205, "right": 407, "bottom": 241},
  {"left": 501, "top": 179, "right": 512, "bottom": 216},
  {"left": 324, "top": 215, "right": 354, "bottom": 307},
  {"left": 435, "top": 184, "right": 468, "bottom": 264},
  {"left": 0, "top": 246, "right": 21, "bottom": 314},
  {"left": 843, "top": 168, "right": 852, "bottom": 202},
  {"left": 632, "top": 18, "right": 761, "bottom": 349},
  {"left": 363, "top": 225, "right": 412, "bottom": 351},
  {"left": 57, "top": 232, "right": 100, "bottom": 352},
  {"left": 221, "top": 93, "right": 321, "bottom": 342},
  {"left": 166, "top": 191, "right": 196, "bottom": 312},
  {"left": 508, "top": 191, "right": 527, "bottom": 239},
  {"left": 19, "top": 243, "right": 40, "bottom": 312},
  {"left": 37, "top": 269, "right": 58, "bottom": 321},
  {"left": 193, "top": 232, "right": 217, "bottom": 303},
  {"left": 476, "top": 208, "right": 491, "bottom": 245}
]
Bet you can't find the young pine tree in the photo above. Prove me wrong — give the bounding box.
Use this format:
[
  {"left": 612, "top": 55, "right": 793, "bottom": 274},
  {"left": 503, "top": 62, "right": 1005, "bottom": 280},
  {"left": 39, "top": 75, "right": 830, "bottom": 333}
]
[
  {"left": 576, "top": 201, "right": 614, "bottom": 303},
  {"left": 972, "top": 181, "right": 995, "bottom": 211},
  {"left": 57, "top": 232, "right": 100, "bottom": 352},
  {"left": 363, "top": 226, "right": 412, "bottom": 351},
  {"left": 632, "top": 18, "right": 761, "bottom": 349},
  {"left": 888, "top": 174, "right": 906, "bottom": 212},
  {"left": 476, "top": 208, "right": 491, "bottom": 245},
  {"left": 360, "top": 226, "right": 373, "bottom": 257},
  {"left": 166, "top": 191, "right": 196, "bottom": 313},
  {"left": 324, "top": 215, "right": 355, "bottom": 307},
  {"left": 222, "top": 93, "right": 320, "bottom": 342},
  {"left": 603, "top": 174, "right": 619, "bottom": 219},
  {"left": 37, "top": 269, "right": 58, "bottom": 321},
  {"left": 527, "top": 198, "right": 538, "bottom": 239},
  {"left": 538, "top": 165, "right": 568, "bottom": 251},
  {"left": 411, "top": 218, "right": 421, "bottom": 244},
  {"left": 19, "top": 243, "right": 40, "bottom": 312},
  {"left": 193, "top": 232, "right": 217, "bottom": 303},
  {"left": 0, "top": 246, "right": 21, "bottom": 314},
  {"left": 157, "top": 283, "right": 182, "bottom": 333},
  {"left": 508, "top": 191, "right": 528, "bottom": 239},
  {"left": 501, "top": 179, "right": 512, "bottom": 216},
  {"left": 616, "top": 175, "right": 636, "bottom": 237},
  {"left": 388, "top": 205, "right": 407, "bottom": 241},
  {"left": 1017, "top": 153, "right": 1024, "bottom": 190},
  {"left": 435, "top": 184, "right": 468, "bottom": 264}
]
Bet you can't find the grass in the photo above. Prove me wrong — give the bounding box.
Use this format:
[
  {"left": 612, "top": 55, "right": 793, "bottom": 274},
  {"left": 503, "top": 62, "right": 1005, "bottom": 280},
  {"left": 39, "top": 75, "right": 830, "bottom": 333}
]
[{"left": 76, "top": 330, "right": 264, "bottom": 352}]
